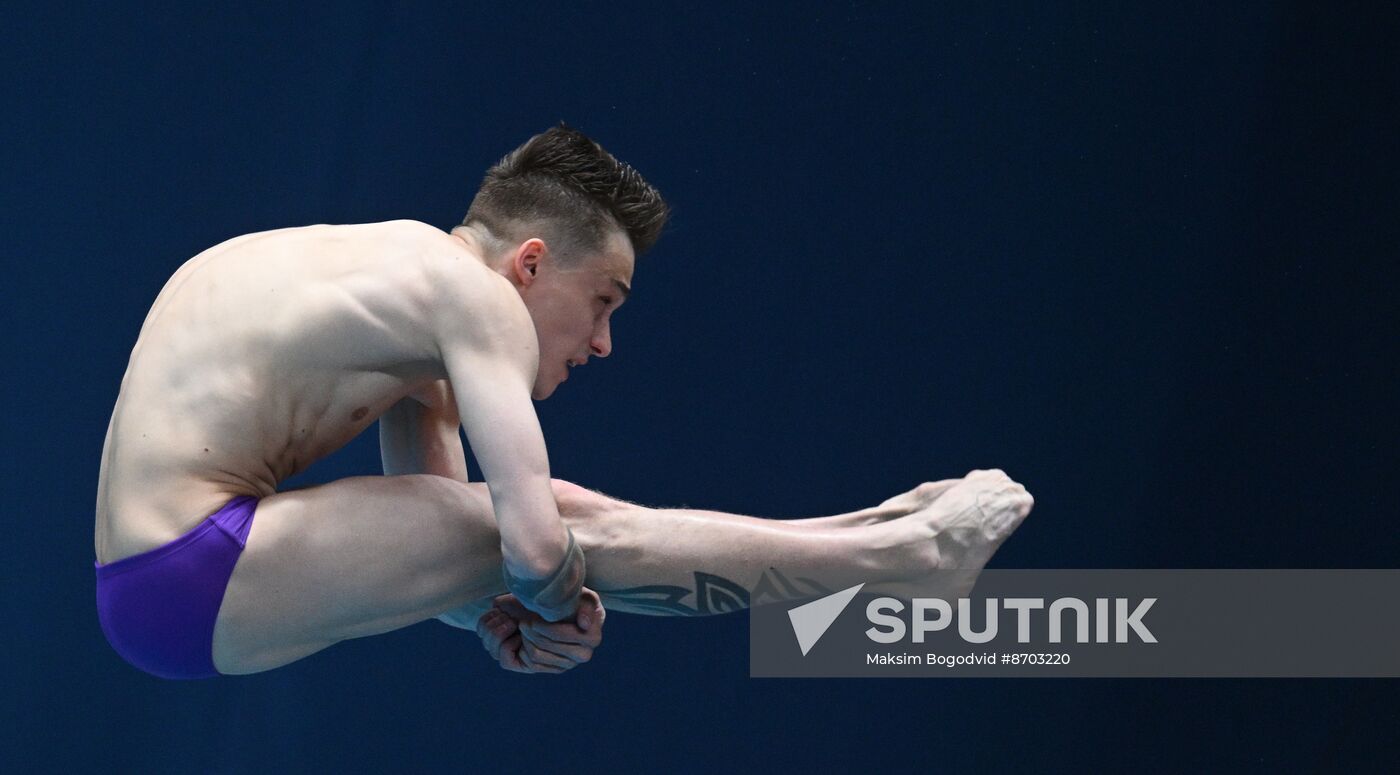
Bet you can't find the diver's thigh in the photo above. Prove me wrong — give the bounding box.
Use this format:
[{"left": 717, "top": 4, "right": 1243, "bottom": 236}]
[{"left": 212, "top": 474, "right": 501, "bottom": 674}]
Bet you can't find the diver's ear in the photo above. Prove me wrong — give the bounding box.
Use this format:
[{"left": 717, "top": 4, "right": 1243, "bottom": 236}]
[{"left": 514, "top": 238, "right": 545, "bottom": 284}]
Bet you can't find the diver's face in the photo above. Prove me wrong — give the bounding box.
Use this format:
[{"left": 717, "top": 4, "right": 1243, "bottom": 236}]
[{"left": 518, "top": 231, "right": 634, "bottom": 400}]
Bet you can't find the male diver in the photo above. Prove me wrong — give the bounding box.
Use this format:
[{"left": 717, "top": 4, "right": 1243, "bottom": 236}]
[{"left": 94, "top": 123, "right": 1033, "bottom": 678}]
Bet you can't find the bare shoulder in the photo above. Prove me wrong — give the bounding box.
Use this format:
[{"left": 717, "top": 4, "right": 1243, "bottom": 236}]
[
  {"left": 408, "top": 224, "right": 536, "bottom": 361},
  {"left": 374, "top": 218, "right": 456, "bottom": 245},
  {"left": 372, "top": 219, "right": 518, "bottom": 320},
  {"left": 361, "top": 218, "right": 466, "bottom": 265}
]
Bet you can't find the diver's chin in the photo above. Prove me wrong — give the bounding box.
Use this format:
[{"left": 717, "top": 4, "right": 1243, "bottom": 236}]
[{"left": 532, "top": 379, "right": 560, "bottom": 401}]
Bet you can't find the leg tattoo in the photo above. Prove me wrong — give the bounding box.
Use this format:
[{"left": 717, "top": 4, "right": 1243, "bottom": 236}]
[{"left": 596, "top": 568, "right": 835, "bottom": 616}]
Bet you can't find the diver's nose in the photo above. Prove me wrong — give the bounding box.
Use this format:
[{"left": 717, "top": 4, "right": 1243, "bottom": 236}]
[{"left": 591, "top": 323, "right": 613, "bottom": 358}]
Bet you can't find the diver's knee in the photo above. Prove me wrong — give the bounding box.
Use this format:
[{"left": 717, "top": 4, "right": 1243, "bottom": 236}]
[{"left": 503, "top": 525, "right": 586, "bottom": 621}]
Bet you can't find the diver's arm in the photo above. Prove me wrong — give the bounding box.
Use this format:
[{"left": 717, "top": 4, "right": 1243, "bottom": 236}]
[
  {"left": 378, "top": 381, "right": 470, "bottom": 483},
  {"left": 430, "top": 270, "right": 583, "bottom": 622}
]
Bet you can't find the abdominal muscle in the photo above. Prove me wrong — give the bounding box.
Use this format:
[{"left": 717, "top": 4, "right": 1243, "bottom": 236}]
[{"left": 94, "top": 220, "right": 470, "bottom": 565}]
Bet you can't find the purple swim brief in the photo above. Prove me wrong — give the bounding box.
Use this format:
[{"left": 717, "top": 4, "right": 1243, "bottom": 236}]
[{"left": 95, "top": 495, "right": 258, "bottom": 679}]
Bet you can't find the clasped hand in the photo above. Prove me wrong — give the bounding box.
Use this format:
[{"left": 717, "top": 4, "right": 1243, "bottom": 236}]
[{"left": 476, "top": 587, "right": 605, "bottom": 674}]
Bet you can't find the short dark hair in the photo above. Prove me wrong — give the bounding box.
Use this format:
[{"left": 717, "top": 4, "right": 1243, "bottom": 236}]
[{"left": 462, "top": 123, "right": 670, "bottom": 263}]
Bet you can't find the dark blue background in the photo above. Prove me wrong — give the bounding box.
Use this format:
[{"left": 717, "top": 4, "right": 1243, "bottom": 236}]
[{"left": 5, "top": 2, "right": 1396, "bottom": 771}]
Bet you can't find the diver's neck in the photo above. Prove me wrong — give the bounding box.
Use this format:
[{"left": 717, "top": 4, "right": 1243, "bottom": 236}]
[{"left": 449, "top": 226, "right": 497, "bottom": 269}]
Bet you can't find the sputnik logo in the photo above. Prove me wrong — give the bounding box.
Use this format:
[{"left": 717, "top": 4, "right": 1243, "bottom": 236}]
[{"left": 787, "top": 583, "right": 865, "bottom": 656}]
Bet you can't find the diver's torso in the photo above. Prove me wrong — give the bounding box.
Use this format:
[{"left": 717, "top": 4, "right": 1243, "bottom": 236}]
[{"left": 94, "top": 219, "right": 474, "bottom": 564}]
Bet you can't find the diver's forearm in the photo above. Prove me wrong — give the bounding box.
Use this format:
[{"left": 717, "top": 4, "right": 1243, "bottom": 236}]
[{"left": 379, "top": 397, "right": 471, "bottom": 483}]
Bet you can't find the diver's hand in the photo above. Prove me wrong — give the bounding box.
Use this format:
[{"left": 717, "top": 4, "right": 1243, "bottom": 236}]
[
  {"left": 477, "top": 589, "right": 605, "bottom": 674},
  {"left": 476, "top": 606, "right": 528, "bottom": 673}
]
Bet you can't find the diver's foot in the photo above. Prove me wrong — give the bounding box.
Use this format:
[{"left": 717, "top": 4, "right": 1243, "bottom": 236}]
[{"left": 867, "top": 469, "right": 1034, "bottom": 600}]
